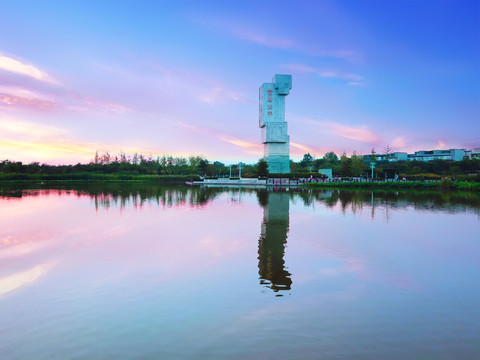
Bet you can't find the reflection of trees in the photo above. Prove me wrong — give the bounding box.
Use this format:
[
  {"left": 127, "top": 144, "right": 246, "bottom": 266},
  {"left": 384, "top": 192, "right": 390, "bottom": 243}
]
[
  {"left": 85, "top": 185, "right": 221, "bottom": 210},
  {"left": 256, "top": 189, "right": 268, "bottom": 207},
  {"left": 294, "top": 189, "right": 480, "bottom": 218},
  {"left": 0, "top": 184, "right": 259, "bottom": 210},
  {"left": 1, "top": 184, "right": 479, "bottom": 216},
  {"left": 86, "top": 186, "right": 266, "bottom": 210},
  {"left": 258, "top": 190, "right": 292, "bottom": 295}
]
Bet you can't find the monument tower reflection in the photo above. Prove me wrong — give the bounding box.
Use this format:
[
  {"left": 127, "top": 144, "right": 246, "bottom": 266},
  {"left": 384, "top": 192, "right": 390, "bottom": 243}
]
[{"left": 257, "top": 189, "right": 292, "bottom": 295}]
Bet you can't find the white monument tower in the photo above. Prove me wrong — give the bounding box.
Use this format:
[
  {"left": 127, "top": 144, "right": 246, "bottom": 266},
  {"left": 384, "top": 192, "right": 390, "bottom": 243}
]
[{"left": 259, "top": 74, "right": 292, "bottom": 174}]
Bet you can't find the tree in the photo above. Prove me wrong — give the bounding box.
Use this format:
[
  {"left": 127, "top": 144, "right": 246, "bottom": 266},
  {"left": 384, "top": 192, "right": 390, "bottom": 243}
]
[
  {"left": 321, "top": 151, "right": 341, "bottom": 175},
  {"left": 323, "top": 151, "right": 339, "bottom": 164},
  {"left": 299, "top": 153, "right": 313, "bottom": 170},
  {"left": 212, "top": 161, "right": 228, "bottom": 176},
  {"left": 339, "top": 152, "right": 352, "bottom": 177},
  {"left": 257, "top": 159, "right": 269, "bottom": 177},
  {"left": 449, "top": 165, "right": 462, "bottom": 175},
  {"left": 312, "top": 158, "right": 324, "bottom": 171},
  {"left": 188, "top": 156, "right": 203, "bottom": 168},
  {"left": 351, "top": 151, "right": 365, "bottom": 177},
  {"left": 205, "top": 164, "right": 216, "bottom": 177},
  {"left": 384, "top": 144, "right": 392, "bottom": 161},
  {"left": 198, "top": 159, "right": 208, "bottom": 175},
  {"left": 100, "top": 152, "right": 111, "bottom": 164},
  {"left": 119, "top": 151, "right": 127, "bottom": 163},
  {"left": 371, "top": 148, "right": 377, "bottom": 163},
  {"left": 290, "top": 160, "right": 299, "bottom": 175},
  {"left": 132, "top": 152, "right": 139, "bottom": 165},
  {"left": 411, "top": 166, "right": 422, "bottom": 174}
]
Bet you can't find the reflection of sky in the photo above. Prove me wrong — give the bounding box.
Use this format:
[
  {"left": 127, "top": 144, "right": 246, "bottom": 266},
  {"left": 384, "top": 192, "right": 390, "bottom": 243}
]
[
  {"left": 289, "top": 198, "right": 480, "bottom": 293},
  {"left": 0, "top": 189, "right": 479, "bottom": 359},
  {"left": 0, "top": 262, "right": 54, "bottom": 297}
]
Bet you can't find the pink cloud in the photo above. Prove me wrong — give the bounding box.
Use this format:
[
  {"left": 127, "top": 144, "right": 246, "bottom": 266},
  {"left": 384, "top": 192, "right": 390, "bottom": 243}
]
[
  {"left": 384, "top": 136, "right": 421, "bottom": 154},
  {"left": 326, "top": 122, "right": 379, "bottom": 143},
  {"left": 66, "top": 95, "right": 131, "bottom": 116},
  {"left": 0, "top": 93, "right": 57, "bottom": 111},
  {"left": 289, "top": 143, "right": 353, "bottom": 158},
  {"left": 0, "top": 53, "right": 57, "bottom": 84},
  {"left": 148, "top": 62, "right": 249, "bottom": 105},
  {"left": 222, "top": 137, "right": 261, "bottom": 149},
  {"left": 0, "top": 82, "right": 131, "bottom": 117},
  {"left": 0, "top": 85, "right": 58, "bottom": 111},
  {"left": 300, "top": 118, "right": 381, "bottom": 145},
  {"left": 0, "top": 117, "right": 65, "bottom": 138},
  {"left": 290, "top": 141, "right": 314, "bottom": 153},
  {"left": 0, "top": 53, "right": 131, "bottom": 117},
  {"left": 232, "top": 28, "right": 295, "bottom": 49},
  {"left": 221, "top": 136, "right": 330, "bottom": 159},
  {"left": 433, "top": 139, "right": 447, "bottom": 150},
  {"left": 319, "top": 50, "right": 363, "bottom": 63},
  {"left": 221, "top": 137, "right": 262, "bottom": 156},
  {"left": 284, "top": 63, "right": 365, "bottom": 86},
  {"left": 198, "top": 86, "right": 247, "bottom": 104},
  {"left": 391, "top": 136, "right": 407, "bottom": 148},
  {"left": 220, "top": 137, "right": 263, "bottom": 158},
  {"left": 223, "top": 24, "right": 362, "bottom": 62}
]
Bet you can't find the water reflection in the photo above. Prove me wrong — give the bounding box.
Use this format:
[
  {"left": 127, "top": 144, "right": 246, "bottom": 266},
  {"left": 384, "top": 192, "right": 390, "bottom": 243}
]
[
  {"left": 0, "top": 262, "right": 54, "bottom": 297},
  {"left": 257, "top": 190, "right": 292, "bottom": 295},
  {"left": 292, "top": 188, "right": 480, "bottom": 219},
  {"left": 0, "top": 184, "right": 224, "bottom": 210},
  {"left": 0, "top": 184, "right": 478, "bottom": 300},
  {"left": 1, "top": 183, "right": 479, "bottom": 359},
  {"left": 1, "top": 184, "right": 479, "bottom": 217}
]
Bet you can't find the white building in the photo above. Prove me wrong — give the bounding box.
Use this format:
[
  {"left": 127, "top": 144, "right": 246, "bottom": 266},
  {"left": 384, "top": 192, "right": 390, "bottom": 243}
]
[
  {"left": 363, "top": 148, "right": 478, "bottom": 163},
  {"left": 408, "top": 149, "right": 466, "bottom": 162},
  {"left": 365, "top": 152, "right": 408, "bottom": 162},
  {"left": 465, "top": 148, "right": 480, "bottom": 159}
]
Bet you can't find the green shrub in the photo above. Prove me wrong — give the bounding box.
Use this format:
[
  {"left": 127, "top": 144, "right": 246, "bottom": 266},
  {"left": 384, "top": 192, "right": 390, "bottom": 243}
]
[
  {"left": 457, "top": 182, "right": 480, "bottom": 191},
  {"left": 304, "top": 180, "right": 479, "bottom": 192},
  {"left": 440, "top": 178, "right": 452, "bottom": 190},
  {"left": 401, "top": 173, "right": 442, "bottom": 181}
]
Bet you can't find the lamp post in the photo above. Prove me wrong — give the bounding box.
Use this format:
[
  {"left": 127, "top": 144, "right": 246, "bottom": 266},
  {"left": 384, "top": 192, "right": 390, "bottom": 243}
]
[{"left": 238, "top": 162, "right": 244, "bottom": 178}]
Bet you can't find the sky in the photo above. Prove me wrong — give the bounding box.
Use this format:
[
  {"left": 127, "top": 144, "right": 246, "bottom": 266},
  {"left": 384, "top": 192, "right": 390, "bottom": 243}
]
[{"left": 0, "top": 0, "right": 479, "bottom": 165}]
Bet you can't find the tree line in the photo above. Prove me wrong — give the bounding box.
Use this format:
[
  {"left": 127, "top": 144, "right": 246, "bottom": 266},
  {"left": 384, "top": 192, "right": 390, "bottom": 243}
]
[
  {"left": 1, "top": 150, "right": 479, "bottom": 180},
  {"left": 293, "top": 151, "right": 480, "bottom": 180},
  {"left": 0, "top": 152, "right": 263, "bottom": 178}
]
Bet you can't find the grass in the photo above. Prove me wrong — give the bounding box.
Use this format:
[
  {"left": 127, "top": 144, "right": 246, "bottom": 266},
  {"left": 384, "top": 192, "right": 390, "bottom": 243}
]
[
  {"left": 303, "top": 180, "right": 480, "bottom": 192},
  {"left": 0, "top": 173, "right": 200, "bottom": 183},
  {"left": 2, "top": 173, "right": 478, "bottom": 192}
]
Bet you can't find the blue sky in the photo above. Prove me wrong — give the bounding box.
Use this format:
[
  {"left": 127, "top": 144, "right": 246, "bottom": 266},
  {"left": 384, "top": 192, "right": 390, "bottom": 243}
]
[{"left": 0, "top": 0, "right": 478, "bottom": 164}]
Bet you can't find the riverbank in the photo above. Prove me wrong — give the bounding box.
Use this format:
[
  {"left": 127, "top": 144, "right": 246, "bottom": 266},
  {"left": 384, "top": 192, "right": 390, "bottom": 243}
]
[
  {"left": 303, "top": 180, "right": 480, "bottom": 191},
  {"left": 0, "top": 173, "right": 200, "bottom": 184},
  {"left": 2, "top": 173, "right": 479, "bottom": 192}
]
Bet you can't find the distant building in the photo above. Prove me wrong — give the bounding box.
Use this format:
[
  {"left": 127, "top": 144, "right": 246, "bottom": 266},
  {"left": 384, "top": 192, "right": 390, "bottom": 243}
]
[
  {"left": 363, "top": 152, "right": 408, "bottom": 162},
  {"left": 465, "top": 148, "right": 480, "bottom": 159},
  {"left": 391, "top": 152, "right": 408, "bottom": 161},
  {"left": 408, "top": 149, "right": 465, "bottom": 162},
  {"left": 318, "top": 169, "right": 333, "bottom": 179},
  {"left": 362, "top": 148, "right": 478, "bottom": 163}
]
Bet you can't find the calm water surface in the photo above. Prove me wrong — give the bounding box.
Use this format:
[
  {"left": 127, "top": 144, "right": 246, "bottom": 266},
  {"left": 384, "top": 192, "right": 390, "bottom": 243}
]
[{"left": 0, "top": 184, "right": 479, "bottom": 359}]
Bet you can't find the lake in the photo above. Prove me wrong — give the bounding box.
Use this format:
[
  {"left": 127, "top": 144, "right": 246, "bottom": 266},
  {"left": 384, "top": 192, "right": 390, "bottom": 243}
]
[{"left": 0, "top": 184, "right": 479, "bottom": 359}]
